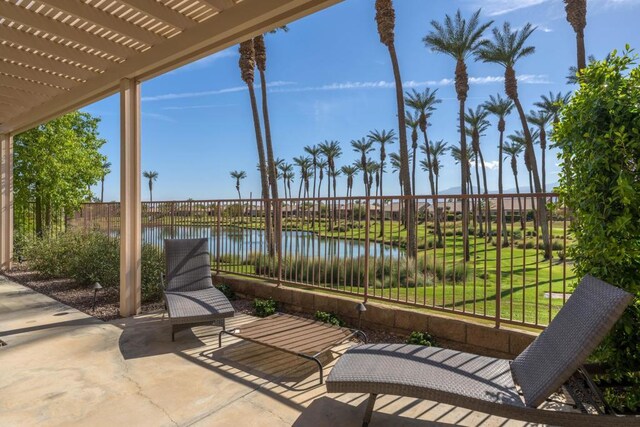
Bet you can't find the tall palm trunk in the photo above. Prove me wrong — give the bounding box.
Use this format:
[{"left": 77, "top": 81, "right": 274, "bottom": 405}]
[
  {"left": 477, "top": 149, "right": 491, "bottom": 239},
  {"left": 511, "top": 159, "right": 524, "bottom": 229},
  {"left": 565, "top": 0, "right": 587, "bottom": 71},
  {"left": 497, "top": 120, "right": 509, "bottom": 246},
  {"left": 254, "top": 35, "right": 281, "bottom": 257},
  {"left": 411, "top": 144, "right": 417, "bottom": 196},
  {"left": 506, "top": 68, "right": 551, "bottom": 259},
  {"left": 421, "top": 128, "right": 442, "bottom": 244},
  {"left": 540, "top": 126, "right": 547, "bottom": 192},
  {"left": 379, "top": 161, "right": 385, "bottom": 237},
  {"left": 239, "top": 40, "right": 273, "bottom": 256},
  {"left": 376, "top": 0, "right": 415, "bottom": 257},
  {"left": 473, "top": 152, "right": 483, "bottom": 236}
]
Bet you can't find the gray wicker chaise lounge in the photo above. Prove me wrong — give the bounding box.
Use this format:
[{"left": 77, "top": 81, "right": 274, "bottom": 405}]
[
  {"left": 326, "top": 275, "right": 637, "bottom": 426},
  {"left": 162, "top": 238, "right": 234, "bottom": 341}
]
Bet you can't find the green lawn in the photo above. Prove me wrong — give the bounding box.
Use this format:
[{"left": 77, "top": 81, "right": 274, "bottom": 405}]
[{"left": 215, "top": 216, "right": 576, "bottom": 327}]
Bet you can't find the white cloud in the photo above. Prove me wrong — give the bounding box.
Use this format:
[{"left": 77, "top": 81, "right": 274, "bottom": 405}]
[
  {"left": 484, "top": 160, "right": 501, "bottom": 170},
  {"left": 268, "top": 74, "right": 550, "bottom": 94},
  {"left": 472, "top": 0, "right": 551, "bottom": 16},
  {"left": 161, "top": 104, "right": 236, "bottom": 111},
  {"left": 141, "top": 112, "right": 176, "bottom": 122},
  {"left": 142, "top": 81, "right": 295, "bottom": 102},
  {"left": 167, "top": 48, "right": 238, "bottom": 75}
]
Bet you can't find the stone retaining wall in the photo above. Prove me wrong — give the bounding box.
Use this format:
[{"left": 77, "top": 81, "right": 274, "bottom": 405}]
[{"left": 213, "top": 273, "right": 537, "bottom": 359}]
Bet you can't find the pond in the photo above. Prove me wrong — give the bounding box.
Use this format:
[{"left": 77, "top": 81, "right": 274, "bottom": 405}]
[{"left": 138, "top": 226, "right": 401, "bottom": 260}]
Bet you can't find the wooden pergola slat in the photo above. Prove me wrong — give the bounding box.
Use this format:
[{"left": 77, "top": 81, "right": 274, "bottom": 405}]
[
  {"left": 0, "top": 72, "right": 66, "bottom": 96},
  {"left": 42, "top": 0, "right": 165, "bottom": 46},
  {"left": 118, "top": 0, "right": 197, "bottom": 30},
  {"left": 0, "top": 25, "right": 117, "bottom": 71},
  {"left": 0, "top": 44, "right": 100, "bottom": 80},
  {"left": 1, "top": 61, "right": 79, "bottom": 89},
  {"left": 3, "top": 1, "right": 137, "bottom": 59}
]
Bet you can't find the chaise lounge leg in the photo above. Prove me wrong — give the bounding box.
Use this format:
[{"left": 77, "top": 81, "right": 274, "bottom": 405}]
[{"left": 362, "top": 393, "right": 377, "bottom": 427}]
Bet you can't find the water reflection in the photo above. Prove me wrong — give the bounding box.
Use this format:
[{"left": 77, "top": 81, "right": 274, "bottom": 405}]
[{"left": 137, "top": 226, "right": 399, "bottom": 259}]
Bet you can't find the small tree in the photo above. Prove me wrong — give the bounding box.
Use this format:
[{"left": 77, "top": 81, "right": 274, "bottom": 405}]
[
  {"left": 14, "top": 112, "right": 106, "bottom": 236},
  {"left": 554, "top": 47, "right": 640, "bottom": 411}
]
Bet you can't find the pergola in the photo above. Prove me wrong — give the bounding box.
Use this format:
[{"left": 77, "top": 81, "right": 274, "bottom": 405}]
[{"left": 0, "top": 0, "right": 339, "bottom": 315}]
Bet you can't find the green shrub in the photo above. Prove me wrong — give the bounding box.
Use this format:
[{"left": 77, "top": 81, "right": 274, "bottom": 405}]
[
  {"left": 22, "top": 229, "right": 165, "bottom": 303},
  {"left": 253, "top": 298, "right": 277, "bottom": 317},
  {"left": 314, "top": 311, "right": 344, "bottom": 326},
  {"left": 551, "top": 240, "right": 564, "bottom": 251},
  {"left": 556, "top": 250, "right": 566, "bottom": 261},
  {"left": 406, "top": 331, "right": 436, "bottom": 346},
  {"left": 141, "top": 244, "right": 165, "bottom": 303},
  {"left": 554, "top": 48, "right": 640, "bottom": 411},
  {"left": 216, "top": 284, "right": 236, "bottom": 300}
]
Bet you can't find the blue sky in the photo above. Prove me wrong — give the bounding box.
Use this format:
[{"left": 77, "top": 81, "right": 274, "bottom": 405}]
[{"left": 84, "top": 0, "right": 640, "bottom": 202}]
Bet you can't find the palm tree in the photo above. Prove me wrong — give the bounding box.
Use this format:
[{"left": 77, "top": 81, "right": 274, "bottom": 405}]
[
  {"left": 278, "top": 162, "right": 294, "bottom": 199},
  {"left": 304, "top": 145, "right": 321, "bottom": 200},
  {"left": 351, "top": 138, "right": 374, "bottom": 197},
  {"left": 375, "top": 0, "right": 415, "bottom": 257},
  {"left": 535, "top": 91, "right": 570, "bottom": 125},
  {"left": 404, "top": 111, "right": 420, "bottom": 195},
  {"left": 503, "top": 140, "right": 525, "bottom": 228},
  {"left": 527, "top": 110, "right": 552, "bottom": 192},
  {"left": 483, "top": 94, "right": 514, "bottom": 246},
  {"left": 465, "top": 106, "right": 491, "bottom": 237},
  {"left": 142, "top": 170, "right": 158, "bottom": 202},
  {"left": 389, "top": 152, "right": 403, "bottom": 196},
  {"left": 365, "top": 160, "right": 379, "bottom": 201},
  {"left": 293, "top": 156, "right": 311, "bottom": 198},
  {"left": 239, "top": 39, "right": 273, "bottom": 254},
  {"left": 450, "top": 145, "right": 474, "bottom": 195},
  {"left": 428, "top": 140, "right": 448, "bottom": 195},
  {"left": 254, "top": 31, "right": 289, "bottom": 252},
  {"left": 100, "top": 161, "right": 111, "bottom": 203},
  {"left": 318, "top": 141, "right": 342, "bottom": 198},
  {"left": 340, "top": 165, "right": 358, "bottom": 198},
  {"left": 319, "top": 140, "right": 342, "bottom": 229},
  {"left": 477, "top": 22, "right": 551, "bottom": 259},
  {"left": 316, "top": 159, "right": 327, "bottom": 199},
  {"left": 424, "top": 9, "right": 492, "bottom": 261},
  {"left": 564, "top": 0, "right": 587, "bottom": 71},
  {"left": 230, "top": 170, "right": 247, "bottom": 199},
  {"left": 368, "top": 129, "right": 395, "bottom": 236},
  {"left": 404, "top": 88, "right": 441, "bottom": 197}
]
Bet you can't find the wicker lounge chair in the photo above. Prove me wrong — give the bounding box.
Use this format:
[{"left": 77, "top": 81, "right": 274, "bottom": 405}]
[
  {"left": 162, "top": 238, "right": 234, "bottom": 341},
  {"left": 326, "top": 275, "right": 637, "bottom": 426}
]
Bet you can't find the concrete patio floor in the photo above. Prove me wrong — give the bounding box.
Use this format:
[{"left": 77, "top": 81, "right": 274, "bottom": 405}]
[{"left": 0, "top": 276, "right": 547, "bottom": 426}]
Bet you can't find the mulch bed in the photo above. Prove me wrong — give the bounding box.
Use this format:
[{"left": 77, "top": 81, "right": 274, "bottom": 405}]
[
  {"left": 3, "top": 265, "right": 163, "bottom": 321},
  {"left": 3, "top": 265, "right": 405, "bottom": 345}
]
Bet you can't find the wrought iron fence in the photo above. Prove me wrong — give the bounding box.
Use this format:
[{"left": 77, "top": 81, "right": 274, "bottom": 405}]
[{"left": 17, "top": 193, "right": 573, "bottom": 329}]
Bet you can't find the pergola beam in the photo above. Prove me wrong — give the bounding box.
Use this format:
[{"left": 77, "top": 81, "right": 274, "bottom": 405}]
[
  {"left": 200, "top": 0, "right": 236, "bottom": 12},
  {"left": 42, "top": 0, "right": 165, "bottom": 46},
  {"left": 1, "top": 0, "right": 342, "bottom": 134},
  {"left": 0, "top": 86, "right": 50, "bottom": 104},
  {"left": 3, "top": 2, "right": 137, "bottom": 59}
]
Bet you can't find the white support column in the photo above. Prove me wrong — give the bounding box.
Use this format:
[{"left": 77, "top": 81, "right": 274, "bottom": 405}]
[
  {"left": 0, "top": 134, "right": 13, "bottom": 270},
  {"left": 119, "top": 78, "right": 142, "bottom": 317}
]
